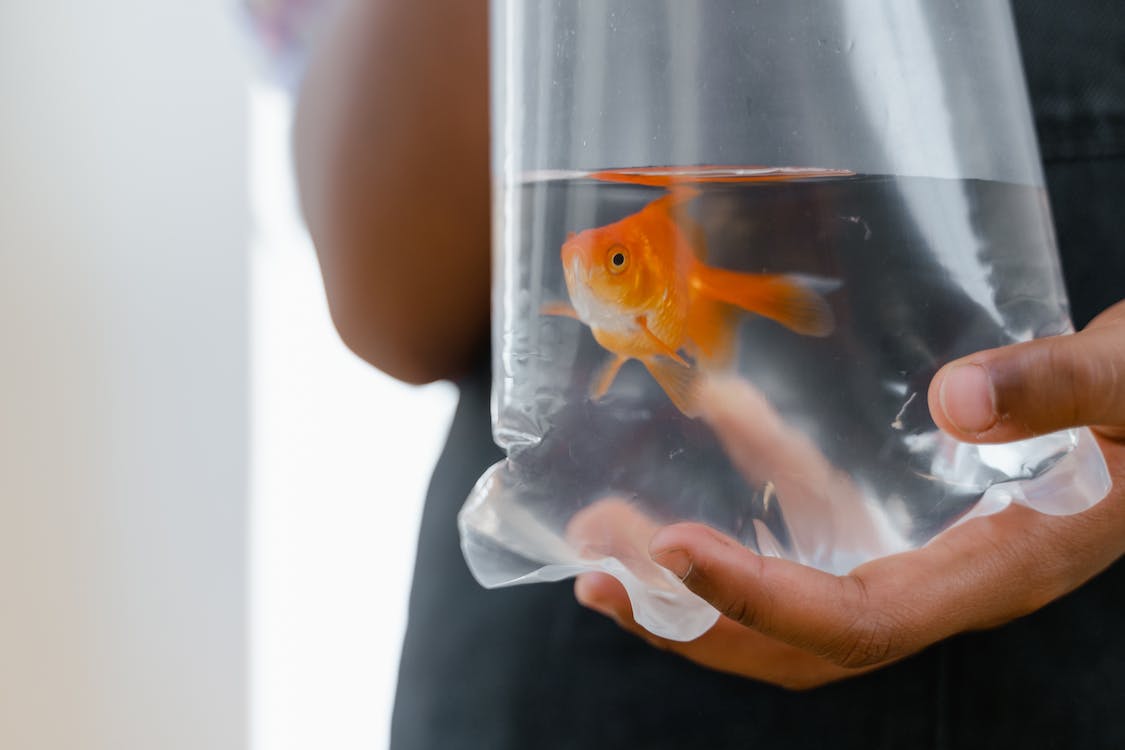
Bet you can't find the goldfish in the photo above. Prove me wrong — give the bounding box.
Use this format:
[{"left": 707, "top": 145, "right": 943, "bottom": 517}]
[{"left": 543, "top": 183, "right": 835, "bottom": 416}]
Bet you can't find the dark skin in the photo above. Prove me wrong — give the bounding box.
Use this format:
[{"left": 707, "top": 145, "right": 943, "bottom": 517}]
[
  {"left": 296, "top": 0, "right": 1125, "bottom": 689},
  {"left": 294, "top": 0, "right": 491, "bottom": 384}
]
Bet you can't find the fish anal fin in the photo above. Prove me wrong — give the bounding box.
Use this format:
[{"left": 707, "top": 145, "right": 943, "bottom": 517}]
[
  {"left": 693, "top": 268, "right": 836, "bottom": 338},
  {"left": 541, "top": 301, "right": 580, "bottom": 319},
  {"left": 590, "top": 355, "right": 627, "bottom": 401},
  {"left": 642, "top": 357, "right": 701, "bottom": 417},
  {"left": 636, "top": 316, "right": 689, "bottom": 366}
]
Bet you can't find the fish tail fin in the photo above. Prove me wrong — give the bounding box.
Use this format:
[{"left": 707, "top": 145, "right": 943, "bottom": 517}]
[
  {"left": 642, "top": 357, "right": 702, "bottom": 417},
  {"left": 684, "top": 295, "right": 740, "bottom": 369},
  {"left": 692, "top": 266, "right": 836, "bottom": 337}
]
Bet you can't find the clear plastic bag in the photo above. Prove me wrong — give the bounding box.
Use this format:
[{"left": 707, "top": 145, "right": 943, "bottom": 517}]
[{"left": 459, "top": 0, "right": 1112, "bottom": 641}]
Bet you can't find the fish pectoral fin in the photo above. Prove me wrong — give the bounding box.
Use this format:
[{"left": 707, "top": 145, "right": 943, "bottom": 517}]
[
  {"left": 590, "top": 354, "right": 628, "bottom": 401},
  {"left": 541, "top": 301, "right": 580, "bottom": 319},
  {"left": 642, "top": 357, "right": 701, "bottom": 417},
  {"left": 636, "top": 316, "right": 689, "bottom": 366}
]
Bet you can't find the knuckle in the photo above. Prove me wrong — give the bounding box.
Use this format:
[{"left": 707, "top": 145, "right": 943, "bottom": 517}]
[
  {"left": 716, "top": 595, "right": 758, "bottom": 630},
  {"left": 1046, "top": 339, "right": 1087, "bottom": 426},
  {"left": 828, "top": 614, "right": 899, "bottom": 668},
  {"left": 821, "top": 576, "right": 901, "bottom": 669},
  {"left": 687, "top": 549, "right": 769, "bottom": 631},
  {"left": 1044, "top": 339, "right": 1080, "bottom": 422},
  {"left": 1038, "top": 336, "right": 1120, "bottom": 428}
]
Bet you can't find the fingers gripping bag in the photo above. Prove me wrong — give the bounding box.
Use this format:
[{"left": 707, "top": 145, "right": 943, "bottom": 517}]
[{"left": 458, "top": 0, "right": 1112, "bottom": 641}]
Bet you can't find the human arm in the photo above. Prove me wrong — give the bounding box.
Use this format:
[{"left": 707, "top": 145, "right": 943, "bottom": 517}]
[
  {"left": 294, "top": 0, "right": 490, "bottom": 383},
  {"left": 576, "top": 300, "right": 1125, "bottom": 688}
]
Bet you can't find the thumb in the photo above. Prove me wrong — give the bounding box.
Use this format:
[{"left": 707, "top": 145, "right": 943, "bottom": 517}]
[{"left": 928, "top": 314, "right": 1125, "bottom": 443}]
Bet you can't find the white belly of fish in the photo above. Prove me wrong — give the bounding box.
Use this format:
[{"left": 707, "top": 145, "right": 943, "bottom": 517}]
[{"left": 565, "top": 262, "right": 640, "bottom": 335}]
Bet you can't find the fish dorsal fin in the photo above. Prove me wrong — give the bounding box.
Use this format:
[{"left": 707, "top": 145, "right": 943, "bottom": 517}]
[
  {"left": 649, "top": 185, "right": 701, "bottom": 212},
  {"left": 674, "top": 208, "right": 709, "bottom": 262},
  {"left": 646, "top": 187, "right": 708, "bottom": 261},
  {"left": 644, "top": 187, "right": 701, "bottom": 230},
  {"left": 642, "top": 357, "right": 702, "bottom": 417}
]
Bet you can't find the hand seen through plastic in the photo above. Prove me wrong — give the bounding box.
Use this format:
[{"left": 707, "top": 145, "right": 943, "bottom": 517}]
[{"left": 575, "top": 300, "right": 1125, "bottom": 689}]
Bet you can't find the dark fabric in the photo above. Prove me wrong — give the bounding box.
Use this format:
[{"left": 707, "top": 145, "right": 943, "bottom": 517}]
[
  {"left": 1014, "top": 0, "right": 1125, "bottom": 163},
  {"left": 391, "top": 2, "right": 1125, "bottom": 747}
]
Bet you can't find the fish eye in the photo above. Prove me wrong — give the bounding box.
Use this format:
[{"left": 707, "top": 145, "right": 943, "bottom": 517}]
[{"left": 607, "top": 244, "right": 628, "bottom": 274}]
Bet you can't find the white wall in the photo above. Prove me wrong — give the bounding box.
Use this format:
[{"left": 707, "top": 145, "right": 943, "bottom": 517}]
[
  {"left": 248, "top": 86, "right": 456, "bottom": 750},
  {"left": 0, "top": 3, "right": 250, "bottom": 749},
  {"left": 0, "top": 5, "right": 459, "bottom": 749}
]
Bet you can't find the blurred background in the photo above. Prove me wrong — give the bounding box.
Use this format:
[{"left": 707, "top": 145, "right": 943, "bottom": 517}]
[{"left": 0, "top": 2, "right": 455, "bottom": 749}]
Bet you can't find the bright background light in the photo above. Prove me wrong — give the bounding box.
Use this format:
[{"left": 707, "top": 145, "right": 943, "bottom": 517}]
[
  {"left": 248, "top": 85, "right": 457, "bottom": 750},
  {"left": 0, "top": 3, "right": 457, "bottom": 747},
  {"left": 0, "top": 3, "right": 251, "bottom": 748}
]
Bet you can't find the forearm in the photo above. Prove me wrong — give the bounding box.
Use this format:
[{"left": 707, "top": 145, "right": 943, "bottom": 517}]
[{"left": 294, "top": 0, "right": 490, "bottom": 384}]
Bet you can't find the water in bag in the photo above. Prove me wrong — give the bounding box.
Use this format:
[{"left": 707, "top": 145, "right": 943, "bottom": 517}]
[{"left": 459, "top": 167, "right": 1110, "bottom": 641}]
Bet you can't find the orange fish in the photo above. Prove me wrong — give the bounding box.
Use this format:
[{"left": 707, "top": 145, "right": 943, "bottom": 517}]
[{"left": 543, "top": 185, "right": 835, "bottom": 416}]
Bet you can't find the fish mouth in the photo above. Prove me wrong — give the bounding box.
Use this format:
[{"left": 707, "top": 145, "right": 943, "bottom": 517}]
[
  {"left": 561, "top": 242, "right": 578, "bottom": 271},
  {"left": 567, "top": 254, "right": 586, "bottom": 284},
  {"left": 565, "top": 254, "right": 596, "bottom": 321},
  {"left": 562, "top": 249, "right": 589, "bottom": 292}
]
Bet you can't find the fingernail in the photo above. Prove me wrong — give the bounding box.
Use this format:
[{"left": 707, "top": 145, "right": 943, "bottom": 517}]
[
  {"left": 651, "top": 548, "right": 693, "bottom": 580},
  {"left": 939, "top": 364, "right": 997, "bottom": 433}
]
